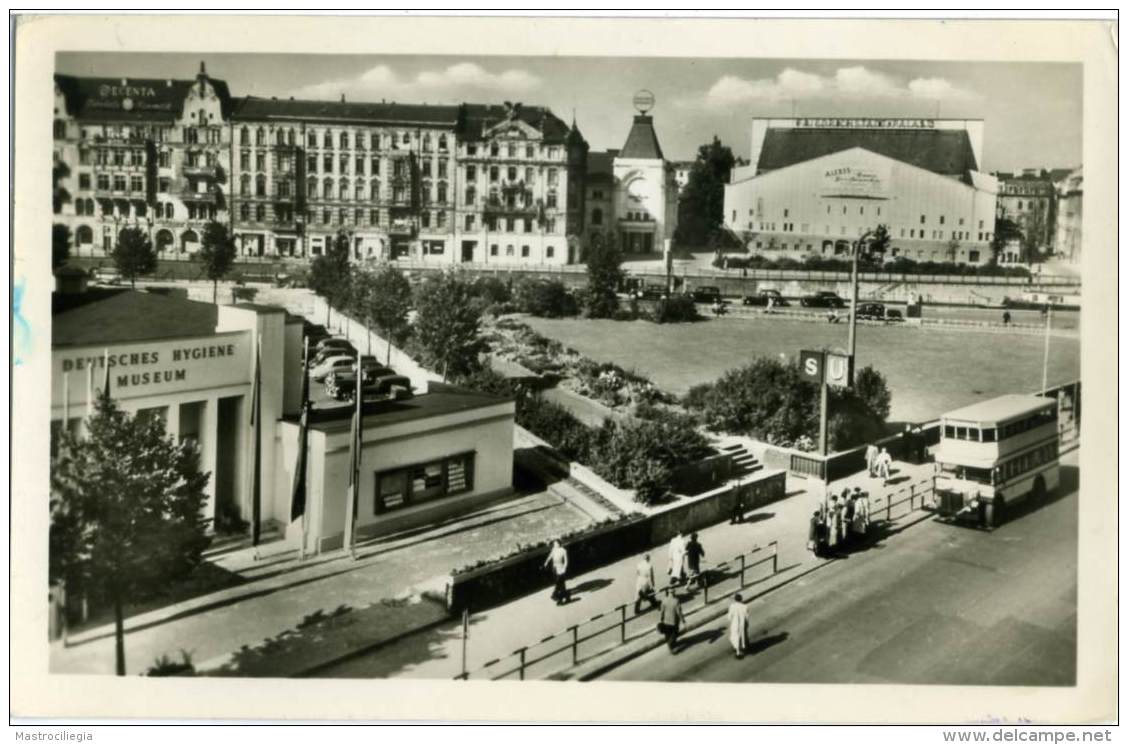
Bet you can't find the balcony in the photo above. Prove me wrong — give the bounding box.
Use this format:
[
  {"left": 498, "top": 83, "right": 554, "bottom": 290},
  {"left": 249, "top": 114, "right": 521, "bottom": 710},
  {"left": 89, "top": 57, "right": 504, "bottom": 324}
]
[
  {"left": 181, "top": 188, "right": 219, "bottom": 204},
  {"left": 182, "top": 164, "right": 222, "bottom": 180},
  {"left": 389, "top": 218, "right": 417, "bottom": 236}
]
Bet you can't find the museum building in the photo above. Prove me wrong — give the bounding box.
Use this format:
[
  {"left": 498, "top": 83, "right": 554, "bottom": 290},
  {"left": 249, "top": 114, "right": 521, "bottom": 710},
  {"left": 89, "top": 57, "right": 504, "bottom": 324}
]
[
  {"left": 51, "top": 283, "right": 515, "bottom": 552},
  {"left": 723, "top": 117, "right": 999, "bottom": 265}
]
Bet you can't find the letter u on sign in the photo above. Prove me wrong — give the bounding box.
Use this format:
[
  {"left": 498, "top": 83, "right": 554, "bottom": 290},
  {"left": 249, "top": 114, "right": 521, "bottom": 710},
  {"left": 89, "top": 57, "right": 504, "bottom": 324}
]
[{"left": 825, "top": 353, "right": 853, "bottom": 388}]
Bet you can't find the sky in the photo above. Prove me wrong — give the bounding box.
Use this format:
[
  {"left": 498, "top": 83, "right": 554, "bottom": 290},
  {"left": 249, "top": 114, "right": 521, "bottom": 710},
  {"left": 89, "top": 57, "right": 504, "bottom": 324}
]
[{"left": 57, "top": 53, "right": 1082, "bottom": 172}]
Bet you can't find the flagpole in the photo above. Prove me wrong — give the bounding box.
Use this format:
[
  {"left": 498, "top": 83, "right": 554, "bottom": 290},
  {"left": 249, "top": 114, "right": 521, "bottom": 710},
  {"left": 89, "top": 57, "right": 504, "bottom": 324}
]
[
  {"left": 298, "top": 337, "right": 311, "bottom": 561},
  {"left": 103, "top": 348, "right": 111, "bottom": 397},
  {"left": 343, "top": 348, "right": 362, "bottom": 560},
  {"left": 86, "top": 362, "right": 93, "bottom": 419},
  {"left": 251, "top": 338, "right": 263, "bottom": 559},
  {"left": 62, "top": 371, "right": 70, "bottom": 430}
]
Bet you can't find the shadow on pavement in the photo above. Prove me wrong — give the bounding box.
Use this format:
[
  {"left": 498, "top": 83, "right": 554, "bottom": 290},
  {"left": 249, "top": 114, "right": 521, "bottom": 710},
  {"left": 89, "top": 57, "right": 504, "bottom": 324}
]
[
  {"left": 677, "top": 627, "right": 725, "bottom": 651},
  {"left": 743, "top": 512, "right": 774, "bottom": 524},
  {"left": 569, "top": 577, "right": 615, "bottom": 597},
  {"left": 747, "top": 631, "right": 790, "bottom": 656}
]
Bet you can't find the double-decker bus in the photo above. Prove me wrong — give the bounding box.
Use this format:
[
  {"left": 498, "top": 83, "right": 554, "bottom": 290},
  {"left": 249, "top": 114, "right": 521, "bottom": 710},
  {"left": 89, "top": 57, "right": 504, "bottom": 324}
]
[{"left": 934, "top": 394, "right": 1060, "bottom": 528}]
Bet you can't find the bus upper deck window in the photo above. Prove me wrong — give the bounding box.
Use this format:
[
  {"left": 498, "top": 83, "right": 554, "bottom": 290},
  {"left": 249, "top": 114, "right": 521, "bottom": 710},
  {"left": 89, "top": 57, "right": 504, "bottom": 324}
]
[
  {"left": 955, "top": 426, "right": 968, "bottom": 440},
  {"left": 944, "top": 425, "right": 955, "bottom": 439},
  {"left": 982, "top": 428, "right": 997, "bottom": 442}
]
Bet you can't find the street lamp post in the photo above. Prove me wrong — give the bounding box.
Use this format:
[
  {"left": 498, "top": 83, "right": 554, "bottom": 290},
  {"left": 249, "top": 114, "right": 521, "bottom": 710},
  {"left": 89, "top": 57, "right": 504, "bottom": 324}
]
[{"left": 846, "top": 230, "right": 877, "bottom": 374}]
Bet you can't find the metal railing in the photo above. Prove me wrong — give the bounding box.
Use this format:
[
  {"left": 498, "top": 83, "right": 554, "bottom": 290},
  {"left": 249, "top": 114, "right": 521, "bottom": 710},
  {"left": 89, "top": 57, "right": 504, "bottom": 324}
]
[
  {"left": 456, "top": 542, "right": 786, "bottom": 681},
  {"left": 454, "top": 478, "right": 943, "bottom": 681}
]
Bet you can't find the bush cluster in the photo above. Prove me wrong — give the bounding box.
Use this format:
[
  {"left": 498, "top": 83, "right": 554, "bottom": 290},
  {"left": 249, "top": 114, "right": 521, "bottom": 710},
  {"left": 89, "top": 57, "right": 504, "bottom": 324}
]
[
  {"left": 651, "top": 294, "right": 701, "bottom": 324},
  {"left": 453, "top": 368, "right": 708, "bottom": 505},
  {"left": 684, "top": 358, "right": 892, "bottom": 452},
  {"left": 513, "top": 278, "right": 580, "bottom": 318}
]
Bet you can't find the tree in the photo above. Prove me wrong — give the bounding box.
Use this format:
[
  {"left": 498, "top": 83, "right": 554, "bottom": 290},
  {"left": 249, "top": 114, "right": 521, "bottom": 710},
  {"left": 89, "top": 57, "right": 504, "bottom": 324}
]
[
  {"left": 412, "top": 270, "right": 485, "bottom": 380},
  {"left": 50, "top": 393, "right": 211, "bottom": 675},
  {"left": 308, "top": 230, "right": 352, "bottom": 324},
  {"left": 584, "top": 229, "right": 624, "bottom": 318},
  {"left": 866, "top": 224, "right": 891, "bottom": 266},
  {"left": 197, "top": 221, "right": 237, "bottom": 304},
  {"left": 352, "top": 263, "right": 413, "bottom": 364},
  {"left": 852, "top": 365, "right": 892, "bottom": 422},
  {"left": 675, "top": 136, "right": 736, "bottom": 248},
  {"left": 111, "top": 226, "right": 157, "bottom": 289},
  {"left": 52, "top": 224, "right": 71, "bottom": 270},
  {"left": 513, "top": 278, "right": 578, "bottom": 318},
  {"left": 991, "top": 217, "right": 1023, "bottom": 264}
]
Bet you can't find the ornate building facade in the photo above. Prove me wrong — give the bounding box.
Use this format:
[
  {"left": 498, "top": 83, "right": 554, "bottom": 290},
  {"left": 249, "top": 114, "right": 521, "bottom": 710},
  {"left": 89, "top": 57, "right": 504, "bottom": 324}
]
[
  {"left": 53, "top": 63, "right": 233, "bottom": 258},
  {"left": 54, "top": 64, "right": 590, "bottom": 266}
]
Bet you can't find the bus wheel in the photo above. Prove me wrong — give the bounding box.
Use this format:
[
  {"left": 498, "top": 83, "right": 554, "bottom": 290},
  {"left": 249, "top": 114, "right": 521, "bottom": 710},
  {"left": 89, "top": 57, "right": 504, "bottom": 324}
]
[
  {"left": 991, "top": 496, "right": 1006, "bottom": 528},
  {"left": 1032, "top": 476, "right": 1047, "bottom": 506}
]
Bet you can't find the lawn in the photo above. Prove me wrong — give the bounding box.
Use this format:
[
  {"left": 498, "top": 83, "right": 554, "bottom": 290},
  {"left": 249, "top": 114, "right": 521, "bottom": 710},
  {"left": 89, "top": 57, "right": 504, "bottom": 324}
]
[{"left": 521, "top": 316, "right": 1081, "bottom": 424}]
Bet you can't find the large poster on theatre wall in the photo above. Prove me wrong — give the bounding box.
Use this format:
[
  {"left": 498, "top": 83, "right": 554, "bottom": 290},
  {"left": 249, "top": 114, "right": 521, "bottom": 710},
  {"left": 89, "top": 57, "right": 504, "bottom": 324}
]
[{"left": 819, "top": 159, "right": 891, "bottom": 199}]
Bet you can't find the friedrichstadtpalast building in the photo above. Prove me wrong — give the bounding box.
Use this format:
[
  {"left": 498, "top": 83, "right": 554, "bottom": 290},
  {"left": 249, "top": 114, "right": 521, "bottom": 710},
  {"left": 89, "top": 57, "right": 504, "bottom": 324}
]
[
  {"left": 53, "top": 63, "right": 590, "bottom": 266},
  {"left": 723, "top": 117, "right": 999, "bottom": 265}
]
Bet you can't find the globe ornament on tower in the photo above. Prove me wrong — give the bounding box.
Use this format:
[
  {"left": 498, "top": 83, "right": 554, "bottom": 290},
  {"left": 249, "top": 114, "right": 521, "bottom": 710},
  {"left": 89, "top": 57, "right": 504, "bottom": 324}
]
[{"left": 632, "top": 89, "right": 655, "bottom": 115}]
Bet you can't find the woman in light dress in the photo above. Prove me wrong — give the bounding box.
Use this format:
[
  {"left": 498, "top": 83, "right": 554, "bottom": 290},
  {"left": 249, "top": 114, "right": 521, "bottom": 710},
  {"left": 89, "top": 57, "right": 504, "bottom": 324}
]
[
  {"left": 826, "top": 496, "right": 841, "bottom": 551},
  {"left": 727, "top": 594, "right": 750, "bottom": 658},
  {"left": 852, "top": 488, "right": 870, "bottom": 539}
]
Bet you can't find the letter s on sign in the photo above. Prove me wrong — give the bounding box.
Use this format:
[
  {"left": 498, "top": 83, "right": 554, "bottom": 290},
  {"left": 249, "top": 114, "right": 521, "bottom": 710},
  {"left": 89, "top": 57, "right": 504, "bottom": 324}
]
[{"left": 804, "top": 357, "right": 819, "bottom": 377}]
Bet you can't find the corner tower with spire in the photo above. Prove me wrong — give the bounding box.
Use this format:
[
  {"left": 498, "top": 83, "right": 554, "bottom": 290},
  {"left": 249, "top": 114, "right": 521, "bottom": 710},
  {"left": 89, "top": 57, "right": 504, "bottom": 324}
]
[{"left": 603, "top": 92, "right": 676, "bottom": 255}]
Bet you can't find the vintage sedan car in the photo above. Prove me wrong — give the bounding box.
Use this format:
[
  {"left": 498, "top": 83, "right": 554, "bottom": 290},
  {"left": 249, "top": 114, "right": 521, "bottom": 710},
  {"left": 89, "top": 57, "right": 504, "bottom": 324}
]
[
  {"left": 800, "top": 290, "right": 847, "bottom": 308},
  {"left": 741, "top": 289, "right": 790, "bottom": 307},
  {"left": 856, "top": 302, "right": 906, "bottom": 322},
  {"left": 691, "top": 286, "right": 724, "bottom": 304}
]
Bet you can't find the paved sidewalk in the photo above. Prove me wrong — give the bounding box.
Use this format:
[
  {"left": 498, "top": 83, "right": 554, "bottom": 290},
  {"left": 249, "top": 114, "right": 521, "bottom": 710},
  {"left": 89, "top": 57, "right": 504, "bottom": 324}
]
[
  {"left": 50, "top": 487, "right": 592, "bottom": 676},
  {"left": 319, "top": 458, "right": 938, "bottom": 680}
]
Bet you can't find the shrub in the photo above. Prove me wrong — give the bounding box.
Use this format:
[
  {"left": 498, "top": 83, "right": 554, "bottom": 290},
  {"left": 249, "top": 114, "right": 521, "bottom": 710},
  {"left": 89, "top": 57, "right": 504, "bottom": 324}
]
[
  {"left": 516, "top": 395, "right": 594, "bottom": 463},
  {"left": 588, "top": 417, "right": 712, "bottom": 506},
  {"left": 147, "top": 650, "right": 195, "bottom": 677},
  {"left": 651, "top": 294, "right": 701, "bottom": 324},
  {"left": 514, "top": 278, "right": 579, "bottom": 318},
  {"left": 470, "top": 276, "right": 512, "bottom": 306},
  {"left": 682, "top": 357, "right": 892, "bottom": 451}
]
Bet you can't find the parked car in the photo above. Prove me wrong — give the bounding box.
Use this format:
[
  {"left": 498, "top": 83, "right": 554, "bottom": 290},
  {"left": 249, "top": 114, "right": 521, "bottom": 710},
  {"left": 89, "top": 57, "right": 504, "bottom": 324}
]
[
  {"left": 741, "top": 289, "right": 790, "bottom": 307},
  {"left": 91, "top": 267, "right": 121, "bottom": 285},
  {"left": 691, "top": 286, "right": 723, "bottom": 304},
  {"left": 312, "top": 355, "right": 356, "bottom": 382},
  {"left": 639, "top": 284, "right": 666, "bottom": 300},
  {"left": 314, "top": 336, "right": 352, "bottom": 353},
  {"left": 856, "top": 303, "right": 906, "bottom": 323},
  {"left": 800, "top": 290, "right": 846, "bottom": 308}
]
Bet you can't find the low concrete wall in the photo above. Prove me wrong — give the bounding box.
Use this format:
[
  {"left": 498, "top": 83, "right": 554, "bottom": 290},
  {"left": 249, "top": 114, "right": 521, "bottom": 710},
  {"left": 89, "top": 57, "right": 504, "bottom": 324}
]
[
  {"left": 445, "top": 468, "right": 786, "bottom": 612},
  {"left": 669, "top": 452, "right": 734, "bottom": 495}
]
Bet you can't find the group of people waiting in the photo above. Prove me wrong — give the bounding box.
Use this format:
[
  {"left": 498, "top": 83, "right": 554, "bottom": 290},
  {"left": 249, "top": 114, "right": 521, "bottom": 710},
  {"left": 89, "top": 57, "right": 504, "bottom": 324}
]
[{"left": 808, "top": 486, "right": 871, "bottom": 558}]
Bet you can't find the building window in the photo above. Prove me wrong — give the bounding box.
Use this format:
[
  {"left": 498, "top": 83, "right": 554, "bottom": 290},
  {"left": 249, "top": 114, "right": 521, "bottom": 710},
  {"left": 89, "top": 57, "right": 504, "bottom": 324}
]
[
  {"left": 324, "top": 154, "right": 333, "bottom": 172},
  {"left": 506, "top": 217, "right": 515, "bottom": 232},
  {"left": 421, "top": 211, "right": 431, "bottom": 229},
  {"left": 546, "top": 246, "right": 554, "bottom": 258},
  {"left": 464, "top": 185, "right": 476, "bottom": 205},
  {"left": 370, "top": 209, "right": 380, "bottom": 225},
  {"left": 546, "top": 218, "right": 556, "bottom": 233},
  {"left": 547, "top": 169, "right": 558, "bottom": 186},
  {"left": 240, "top": 203, "right": 250, "bottom": 221},
  {"left": 490, "top": 244, "right": 498, "bottom": 256},
  {"left": 521, "top": 245, "right": 530, "bottom": 258},
  {"left": 466, "top": 143, "right": 477, "bottom": 156},
  {"left": 78, "top": 173, "right": 91, "bottom": 190},
  {"left": 371, "top": 157, "right": 380, "bottom": 175},
  {"left": 920, "top": 214, "right": 926, "bottom": 224},
  {"left": 592, "top": 207, "right": 603, "bottom": 226},
  {"left": 465, "top": 214, "right": 475, "bottom": 230},
  {"left": 489, "top": 166, "right": 499, "bottom": 182},
  {"left": 506, "top": 245, "right": 514, "bottom": 256},
  {"left": 546, "top": 190, "right": 558, "bottom": 208},
  {"left": 490, "top": 142, "right": 499, "bottom": 157},
  {"left": 969, "top": 250, "right": 981, "bottom": 262},
  {"left": 437, "top": 211, "right": 446, "bottom": 229},
  {"left": 130, "top": 175, "right": 143, "bottom": 192},
  {"left": 438, "top": 134, "right": 448, "bottom": 152},
  {"left": 256, "top": 204, "right": 265, "bottom": 222},
  {"left": 355, "top": 208, "right": 365, "bottom": 225},
  {"left": 940, "top": 215, "right": 946, "bottom": 225}
]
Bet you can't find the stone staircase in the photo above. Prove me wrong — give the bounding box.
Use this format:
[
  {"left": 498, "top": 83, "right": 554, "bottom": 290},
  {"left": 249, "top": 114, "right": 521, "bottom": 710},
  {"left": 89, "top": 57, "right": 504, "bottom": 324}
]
[{"left": 719, "top": 442, "right": 764, "bottom": 478}]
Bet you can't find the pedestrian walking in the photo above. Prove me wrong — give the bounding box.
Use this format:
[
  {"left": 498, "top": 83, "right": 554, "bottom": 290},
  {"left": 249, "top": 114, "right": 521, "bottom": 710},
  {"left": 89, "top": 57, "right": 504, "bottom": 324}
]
[
  {"left": 826, "top": 496, "right": 841, "bottom": 552},
  {"left": 852, "top": 487, "right": 870, "bottom": 539},
  {"left": 808, "top": 509, "right": 823, "bottom": 557},
  {"left": 1002, "top": 310, "right": 1011, "bottom": 326},
  {"left": 843, "top": 490, "right": 856, "bottom": 546},
  {"left": 730, "top": 490, "right": 746, "bottom": 524},
  {"left": 865, "top": 443, "right": 879, "bottom": 477},
  {"left": 634, "top": 554, "right": 659, "bottom": 614},
  {"left": 877, "top": 447, "right": 893, "bottom": 484},
  {"left": 657, "top": 591, "right": 686, "bottom": 653},
  {"left": 667, "top": 531, "right": 687, "bottom": 586},
  {"left": 727, "top": 594, "right": 750, "bottom": 658},
  {"left": 684, "top": 532, "right": 705, "bottom": 589},
  {"left": 543, "top": 540, "right": 571, "bottom": 605}
]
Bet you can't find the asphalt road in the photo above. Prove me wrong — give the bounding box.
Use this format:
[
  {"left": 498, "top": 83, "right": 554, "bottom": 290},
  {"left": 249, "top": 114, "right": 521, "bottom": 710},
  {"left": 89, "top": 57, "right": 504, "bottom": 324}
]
[{"left": 603, "top": 458, "right": 1078, "bottom": 686}]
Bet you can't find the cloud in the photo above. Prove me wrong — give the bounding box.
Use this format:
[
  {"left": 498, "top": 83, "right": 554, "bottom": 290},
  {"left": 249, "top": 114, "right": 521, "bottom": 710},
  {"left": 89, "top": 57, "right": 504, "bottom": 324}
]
[
  {"left": 291, "top": 62, "right": 542, "bottom": 102},
  {"left": 691, "top": 65, "right": 977, "bottom": 108}
]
